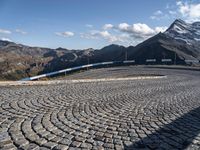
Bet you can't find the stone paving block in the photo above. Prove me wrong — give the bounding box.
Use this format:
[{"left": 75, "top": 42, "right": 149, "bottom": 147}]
[{"left": 0, "top": 67, "right": 200, "bottom": 149}]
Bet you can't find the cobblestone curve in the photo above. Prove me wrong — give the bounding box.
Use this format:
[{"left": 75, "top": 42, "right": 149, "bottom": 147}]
[{"left": 1, "top": 66, "right": 200, "bottom": 150}]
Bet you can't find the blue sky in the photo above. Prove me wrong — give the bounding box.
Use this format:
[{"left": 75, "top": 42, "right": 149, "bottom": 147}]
[{"left": 0, "top": 0, "right": 200, "bottom": 49}]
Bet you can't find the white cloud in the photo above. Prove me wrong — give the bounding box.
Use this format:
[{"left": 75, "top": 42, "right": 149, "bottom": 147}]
[
  {"left": 118, "top": 23, "right": 130, "bottom": 31},
  {"left": 151, "top": 1, "right": 200, "bottom": 22},
  {"left": 132, "top": 23, "right": 155, "bottom": 35},
  {"left": 80, "top": 33, "right": 97, "bottom": 39},
  {"left": 15, "top": 29, "right": 27, "bottom": 35},
  {"left": 97, "top": 31, "right": 110, "bottom": 37},
  {"left": 176, "top": 1, "right": 182, "bottom": 6},
  {"left": 150, "top": 14, "right": 169, "bottom": 20},
  {"left": 55, "top": 31, "right": 74, "bottom": 37},
  {"left": 177, "top": 1, "right": 190, "bottom": 15},
  {"left": 103, "top": 24, "right": 114, "bottom": 30},
  {"left": 155, "top": 26, "right": 168, "bottom": 33},
  {"left": 150, "top": 16, "right": 157, "bottom": 20},
  {"left": 118, "top": 23, "right": 156, "bottom": 39},
  {"left": 80, "top": 32, "right": 98, "bottom": 40},
  {"left": 81, "top": 30, "right": 127, "bottom": 43},
  {"left": 1, "top": 37, "right": 12, "bottom": 42},
  {"left": 80, "top": 20, "right": 167, "bottom": 46},
  {"left": 81, "top": 22, "right": 168, "bottom": 46},
  {"left": 85, "top": 24, "right": 93, "bottom": 28},
  {"left": 80, "top": 18, "right": 171, "bottom": 47},
  {"left": 176, "top": 1, "right": 200, "bottom": 22},
  {"left": 154, "top": 10, "right": 163, "bottom": 15},
  {"left": 0, "top": 29, "right": 12, "bottom": 34},
  {"left": 169, "top": 10, "right": 177, "bottom": 15},
  {"left": 150, "top": 10, "right": 168, "bottom": 20},
  {"left": 92, "top": 30, "right": 124, "bottom": 42},
  {"left": 100, "top": 31, "right": 124, "bottom": 42}
]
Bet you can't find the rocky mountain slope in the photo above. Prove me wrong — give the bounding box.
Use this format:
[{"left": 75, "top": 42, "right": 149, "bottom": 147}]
[
  {"left": 0, "top": 19, "right": 200, "bottom": 80},
  {"left": 129, "top": 19, "right": 200, "bottom": 63}
]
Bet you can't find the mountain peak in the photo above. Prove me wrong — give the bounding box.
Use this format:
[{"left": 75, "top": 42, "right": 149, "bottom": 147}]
[
  {"left": 173, "top": 19, "right": 186, "bottom": 24},
  {"left": 165, "top": 19, "right": 200, "bottom": 45},
  {"left": 56, "top": 47, "right": 68, "bottom": 51},
  {"left": 166, "top": 19, "right": 189, "bottom": 33},
  {"left": 102, "top": 44, "right": 122, "bottom": 49}
]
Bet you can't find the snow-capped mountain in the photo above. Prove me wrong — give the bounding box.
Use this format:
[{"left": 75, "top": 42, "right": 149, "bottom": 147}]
[
  {"left": 165, "top": 19, "right": 200, "bottom": 46},
  {"left": 130, "top": 19, "right": 200, "bottom": 63}
]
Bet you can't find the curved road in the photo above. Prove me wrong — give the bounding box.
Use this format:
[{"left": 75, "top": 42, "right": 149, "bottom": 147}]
[{"left": 0, "top": 66, "right": 200, "bottom": 150}]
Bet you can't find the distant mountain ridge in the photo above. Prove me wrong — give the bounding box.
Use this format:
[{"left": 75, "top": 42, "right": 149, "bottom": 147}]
[{"left": 0, "top": 19, "right": 200, "bottom": 80}]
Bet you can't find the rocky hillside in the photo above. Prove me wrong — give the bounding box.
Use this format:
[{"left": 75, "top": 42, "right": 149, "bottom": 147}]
[{"left": 0, "top": 41, "right": 93, "bottom": 80}]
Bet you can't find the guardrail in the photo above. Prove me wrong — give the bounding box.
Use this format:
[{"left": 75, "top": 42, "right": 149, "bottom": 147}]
[
  {"left": 21, "top": 60, "right": 135, "bottom": 81},
  {"left": 20, "top": 59, "right": 200, "bottom": 81},
  {"left": 146, "top": 59, "right": 156, "bottom": 62},
  {"left": 161, "top": 59, "right": 172, "bottom": 62},
  {"left": 184, "top": 60, "right": 199, "bottom": 63}
]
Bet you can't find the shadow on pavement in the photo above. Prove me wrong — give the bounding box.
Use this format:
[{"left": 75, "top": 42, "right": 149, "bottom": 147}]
[{"left": 126, "top": 106, "right": 200, "bottom": 150}]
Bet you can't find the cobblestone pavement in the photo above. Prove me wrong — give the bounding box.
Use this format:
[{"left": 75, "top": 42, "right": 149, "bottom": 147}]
[{"left": 1, "top": 66, "right": 200, "bottom": 150}]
